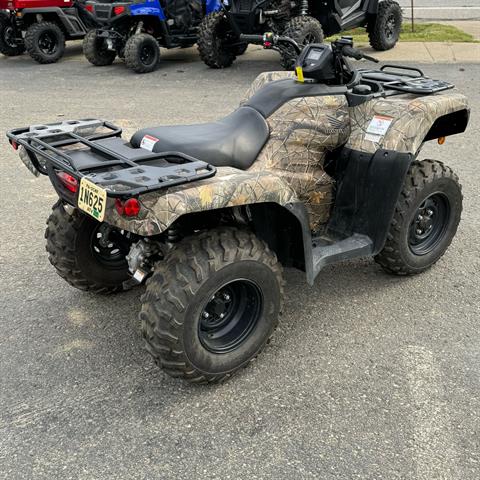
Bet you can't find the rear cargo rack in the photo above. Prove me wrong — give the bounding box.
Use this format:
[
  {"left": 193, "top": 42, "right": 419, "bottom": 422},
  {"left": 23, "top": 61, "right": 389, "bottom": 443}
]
[
  {"left": 7, "top": 119, "right": 216, "bottom": 197},
  {"left": 359, "top": 65, "right": 455, "bottom": 95}
]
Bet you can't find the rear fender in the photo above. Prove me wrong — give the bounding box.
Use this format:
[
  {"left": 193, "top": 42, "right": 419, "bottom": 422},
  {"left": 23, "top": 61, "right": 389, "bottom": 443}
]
[
  {"left": 347, "top": 92, "right": 469, "bottom": 155},
  {"left": 103, "top": 167, "right": 300, "bottom": 236},
  {"left": 21, "top": 8, "right": 87, "bottom": 35},
  {"left": 129, "top": 0, "right": 166, "bottom": 20}
]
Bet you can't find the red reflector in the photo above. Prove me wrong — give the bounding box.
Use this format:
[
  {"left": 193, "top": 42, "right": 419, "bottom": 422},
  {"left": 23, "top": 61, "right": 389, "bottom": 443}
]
[
  {"left": 85, "top": 4, "right": 94, "bottom": 12},
  {"left": 11, "top": 141, "right": 18, "bottom": 151},
  {"left": 113, "top": 6, "right": 125, "bottom": 15},
  {"left": 56, "top": 171, "right": 78, "bottom": 193},
  {"left": 123, "top": 198, "right": 141, "bottom": 217}
]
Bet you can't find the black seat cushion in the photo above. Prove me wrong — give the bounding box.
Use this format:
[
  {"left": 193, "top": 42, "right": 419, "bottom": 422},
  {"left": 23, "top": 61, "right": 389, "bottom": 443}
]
[{"left": 130, "top": 106, "right": 269, "bottom": 170}]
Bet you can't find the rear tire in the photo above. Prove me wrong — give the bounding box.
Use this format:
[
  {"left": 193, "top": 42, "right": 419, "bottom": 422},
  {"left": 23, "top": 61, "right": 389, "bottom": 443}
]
[
  {"left": 45, "top": 201, "right": 134, "bottom": 293},
  {"left": 0, "top": 14, "right": 25, "bottom": 56},
  {"left": 197, "top": 12, "right": 236, "bottom": 69},
  {"left": 141, "top": 228, "right": 284, "bottom": 384},
  {"left": 25, "top": 21, "right": 65, "bottom": 64},
  {"left": 83, "top": 29, "right": 116, "bottom": 66},
  {"left": 124, "top": 33, "right": 160, "bottom": 73},
  {"left": 375, "top": 160, "right": 462, "bottom": 275},
  {"left": 368, "top": 0, "right": 402, "bottom": 51},
  {"left": 279, "top": 16, "right": 324, "bottom": 70}
]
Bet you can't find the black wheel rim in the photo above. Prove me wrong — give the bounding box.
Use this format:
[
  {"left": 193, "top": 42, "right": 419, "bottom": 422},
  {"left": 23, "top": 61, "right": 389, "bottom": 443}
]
[
  {"left": 4, "top": 26, "right": 17, "bottom": 48},
  {"left": 38, "top": 31, "right": 57, "bottom": 55},
  {"left": 198, "top": 279, "right": 263, "bottom": 354},
  {"left": 408, "top": 193, "right": 451, "bottom": 255},
  {"left": 385, "top": 13, "right": 398, "bottom": 40},
  {"left": 90, "top": 224, "right": 130, "bottom": 269},
  {"left": 140, "top": 44, "right": 155, "bottom": 66},
  {"left": 303, "top": 32, "right": 317, "bottom": 45}
]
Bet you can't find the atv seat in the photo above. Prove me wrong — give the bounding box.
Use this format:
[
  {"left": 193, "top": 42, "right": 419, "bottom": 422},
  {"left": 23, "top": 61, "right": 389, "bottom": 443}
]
[{"left": 130, "top": 106, "right": 269, "bottom": 170}]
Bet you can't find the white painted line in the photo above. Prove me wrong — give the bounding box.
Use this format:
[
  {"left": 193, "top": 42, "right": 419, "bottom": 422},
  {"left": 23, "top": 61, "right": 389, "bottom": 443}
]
[{"left": 404, "top": 345, "right": 460, "bottom": 480}]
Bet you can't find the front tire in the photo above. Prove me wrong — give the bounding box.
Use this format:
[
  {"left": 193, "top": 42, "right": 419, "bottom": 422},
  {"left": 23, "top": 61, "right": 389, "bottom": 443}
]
[
  {"left": 375, "top": 160, "right": 462, "bottom": 275},
  {"left": 25, "top": 21, "right": 65, "bottom": 64},
  {"left": 83, "top": 29, "right": 116, "bottom": 66},
  {"left": 141, "top": 228, "right": 284, "bottom": 383},
  {"left": 45, "top": 201, "right": 133, "bottom": 293},
  {"left": 368, "top": 0, "right": 402, "bottom": 51},
  {"left": 197, "top": 12, "right": 237, "bottom": 69},
  {"left": 279, "top": 16, "right": 324, "bottom": 70},
  {"left": 124, "top": 33, "right": 160, "bottom": 73},
  {"left": 0, "top": 14, "right": 25, "bottom": 56}
]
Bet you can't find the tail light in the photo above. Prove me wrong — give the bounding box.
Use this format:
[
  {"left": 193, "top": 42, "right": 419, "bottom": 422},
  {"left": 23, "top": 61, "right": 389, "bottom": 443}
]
[
  {"left": 11, "top": 141, "right": 18, "bottom": 151},
  {"left": 56, "top": 171, "right": 78, "bottom": 193},
  {"left": 115, "top": 198, "right": 141, "bottom": 217},
  {"left": 85, "top": 4, "right": 94, "bottom": 12},
  {"left": 113, "top": 6, "right": 125, "bottom": 15}
]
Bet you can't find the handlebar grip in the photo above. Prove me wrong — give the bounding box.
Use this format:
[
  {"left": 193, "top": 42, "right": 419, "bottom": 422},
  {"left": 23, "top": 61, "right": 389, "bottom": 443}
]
[
  {"left": 239, "top": 34, "right": 264, "bottom": 44},
  {"left": 342, "top": 46, "right": 363, "bottom": 60}
]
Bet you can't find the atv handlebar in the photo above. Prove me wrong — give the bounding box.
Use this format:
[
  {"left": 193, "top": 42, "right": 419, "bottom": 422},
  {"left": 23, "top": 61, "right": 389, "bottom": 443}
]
[
  {"left": 239, "top": 33, "right": 302, "bottom": 54},
  {"left": 342, "top": 46, "right": 379, "bottom": 63}
]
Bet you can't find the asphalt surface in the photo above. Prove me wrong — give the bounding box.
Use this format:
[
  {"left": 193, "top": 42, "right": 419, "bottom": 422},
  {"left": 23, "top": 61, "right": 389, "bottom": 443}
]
[{"left": 0, "top": 49, "right": 479, "bottom": 480}]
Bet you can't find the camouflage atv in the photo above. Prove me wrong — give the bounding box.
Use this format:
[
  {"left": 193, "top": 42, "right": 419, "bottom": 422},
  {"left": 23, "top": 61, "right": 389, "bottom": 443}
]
[{"left": 8, "top": 37, "right": 469, "bottom": 384}]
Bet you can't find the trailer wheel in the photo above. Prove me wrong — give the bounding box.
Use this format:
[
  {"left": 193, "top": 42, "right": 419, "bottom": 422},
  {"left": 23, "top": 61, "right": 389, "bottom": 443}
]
[
  {"left": 368, "top": 0, "right": 402, "bottom": 51},
  {"left": 141, "top": 228, "right": 284, "bottom": 383},
  {"left": 375, "top": 160, "right": 462, "bottom": 275},
  {"left": 83, "top": 29, "right": 116, "bottom": 66},
  {"left": 0, "top": 14, "right": 25, "bottom": 56},
  {"left": 45, "top": 201, "right": 134, "bottom": 293},
  {"left": 124, "top": 33, "right": 160, "bottom": 73},
  {"left": 25, "top": 21, "right": 66, "bottom": 64}
]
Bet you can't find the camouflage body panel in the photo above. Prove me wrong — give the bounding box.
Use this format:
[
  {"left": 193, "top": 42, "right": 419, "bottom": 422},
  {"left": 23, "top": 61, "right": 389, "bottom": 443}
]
[
  {"left": 241, "top": 71, "right": 296, "bottom": 103},
  {"left": 247, "top": 80, "right": 349, "bottom": 230},
  {"left": 348, "top": 91, "right": 469, "bottom": 154},
  {"left": 103, "top": 167, "right": 298, "bottom": 236},
  {"left": 104, "top": 71, "right": 347, "bottom": 235},
  {"left": 103, "top": 74, "right": 467, "bottom": 236}
]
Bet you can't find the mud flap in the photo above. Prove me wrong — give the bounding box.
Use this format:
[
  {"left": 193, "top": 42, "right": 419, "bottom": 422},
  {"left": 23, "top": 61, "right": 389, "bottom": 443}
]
[{"left": 328, "top": 147, "right": 413, "bottom": 254}]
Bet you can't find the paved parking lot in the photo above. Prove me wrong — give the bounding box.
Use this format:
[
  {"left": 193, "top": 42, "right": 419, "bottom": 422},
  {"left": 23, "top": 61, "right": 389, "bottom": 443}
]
[{"left": 0, "top": 47, "right": 479, "bottom": 479}]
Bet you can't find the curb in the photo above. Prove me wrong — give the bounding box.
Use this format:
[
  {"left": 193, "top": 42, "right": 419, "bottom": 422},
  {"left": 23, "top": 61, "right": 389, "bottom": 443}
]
[{"left": 358, "top": 42, "right": 480, "bottom": 64}]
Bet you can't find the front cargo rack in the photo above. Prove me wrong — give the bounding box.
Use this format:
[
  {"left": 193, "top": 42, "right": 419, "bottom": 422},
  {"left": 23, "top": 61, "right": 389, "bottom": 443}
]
[{"left": 7, "top": 119, "right": 216, "bottom": 197}]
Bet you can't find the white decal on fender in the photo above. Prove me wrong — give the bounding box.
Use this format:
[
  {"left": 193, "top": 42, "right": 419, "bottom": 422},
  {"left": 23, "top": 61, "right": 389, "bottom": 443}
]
[{"left": 366, "top": 115, "right": 393, "bottom": 139}]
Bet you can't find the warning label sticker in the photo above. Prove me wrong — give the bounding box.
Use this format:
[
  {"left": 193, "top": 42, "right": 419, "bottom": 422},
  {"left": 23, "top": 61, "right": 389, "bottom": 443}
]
[
  {"left": 140, "top": 134, "right": 159, "bottom": 151},
  {"left": 366, "top": 115, "right": 393, "bottom": 137}
]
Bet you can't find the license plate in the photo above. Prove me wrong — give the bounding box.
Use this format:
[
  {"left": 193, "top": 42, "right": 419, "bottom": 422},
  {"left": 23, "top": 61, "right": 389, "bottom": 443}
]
[{"left": 78, "top": 178, "right": 107, "bottom": 222}]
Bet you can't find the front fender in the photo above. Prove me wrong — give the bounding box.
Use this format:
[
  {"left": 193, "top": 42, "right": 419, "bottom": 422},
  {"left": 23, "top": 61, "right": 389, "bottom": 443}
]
[
  {"left": 103, "top": 167, "right": 299, "bottom": 236},
  {"left": 347, "top": 91, "right": 469, "bottom": 154}
]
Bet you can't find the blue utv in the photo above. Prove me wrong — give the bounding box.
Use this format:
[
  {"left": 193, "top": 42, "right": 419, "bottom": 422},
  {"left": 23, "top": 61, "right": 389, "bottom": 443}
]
[{"left": 83, "top": 0, "right": 221, "bottom": 73}]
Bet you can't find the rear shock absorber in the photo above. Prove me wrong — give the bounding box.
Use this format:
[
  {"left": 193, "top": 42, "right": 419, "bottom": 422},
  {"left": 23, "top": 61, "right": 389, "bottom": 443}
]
[{"left": 300, "top": 0, "right": 308, "bottom": 16}]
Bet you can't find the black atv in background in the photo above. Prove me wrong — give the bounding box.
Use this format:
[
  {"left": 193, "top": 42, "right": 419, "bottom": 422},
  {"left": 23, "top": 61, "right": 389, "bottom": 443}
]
[{"left": 198, "top": 0, "right": 402, "bottom": 69}]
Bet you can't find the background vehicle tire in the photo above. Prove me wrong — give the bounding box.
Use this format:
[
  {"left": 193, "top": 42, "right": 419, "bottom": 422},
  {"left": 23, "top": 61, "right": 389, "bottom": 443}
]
[
  {"left": 124, "top": 33, "right": 160, "bottom": 73},
  {"left": 141, "top": 228, "right": 284, "bottom": 384},
  {"left": 0, "top": 14, "right": 25, "bottom": 56},
  {"left": 279, "top": 16, "right": 324, "bottom": 70},
  {"left": 197, "top": 12, "right": 236, "bottom": 69},
  {"left": 45, "top": 201, "right": 134, "bottom": 293},
  {"left": 83, "top": 29, "right": 116, "bottom": 66},
  {"left": 25, "top": 21, "right": 65, "bottom": 64},
  {"left": 232, "top": 43, "right": 248, "bottom": 56},
  {"left": 368, "top": 0, "right": 402, "bottom": 51},
  {"left": 375, "top": 160, "right": 462, "bottom": 275}
]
